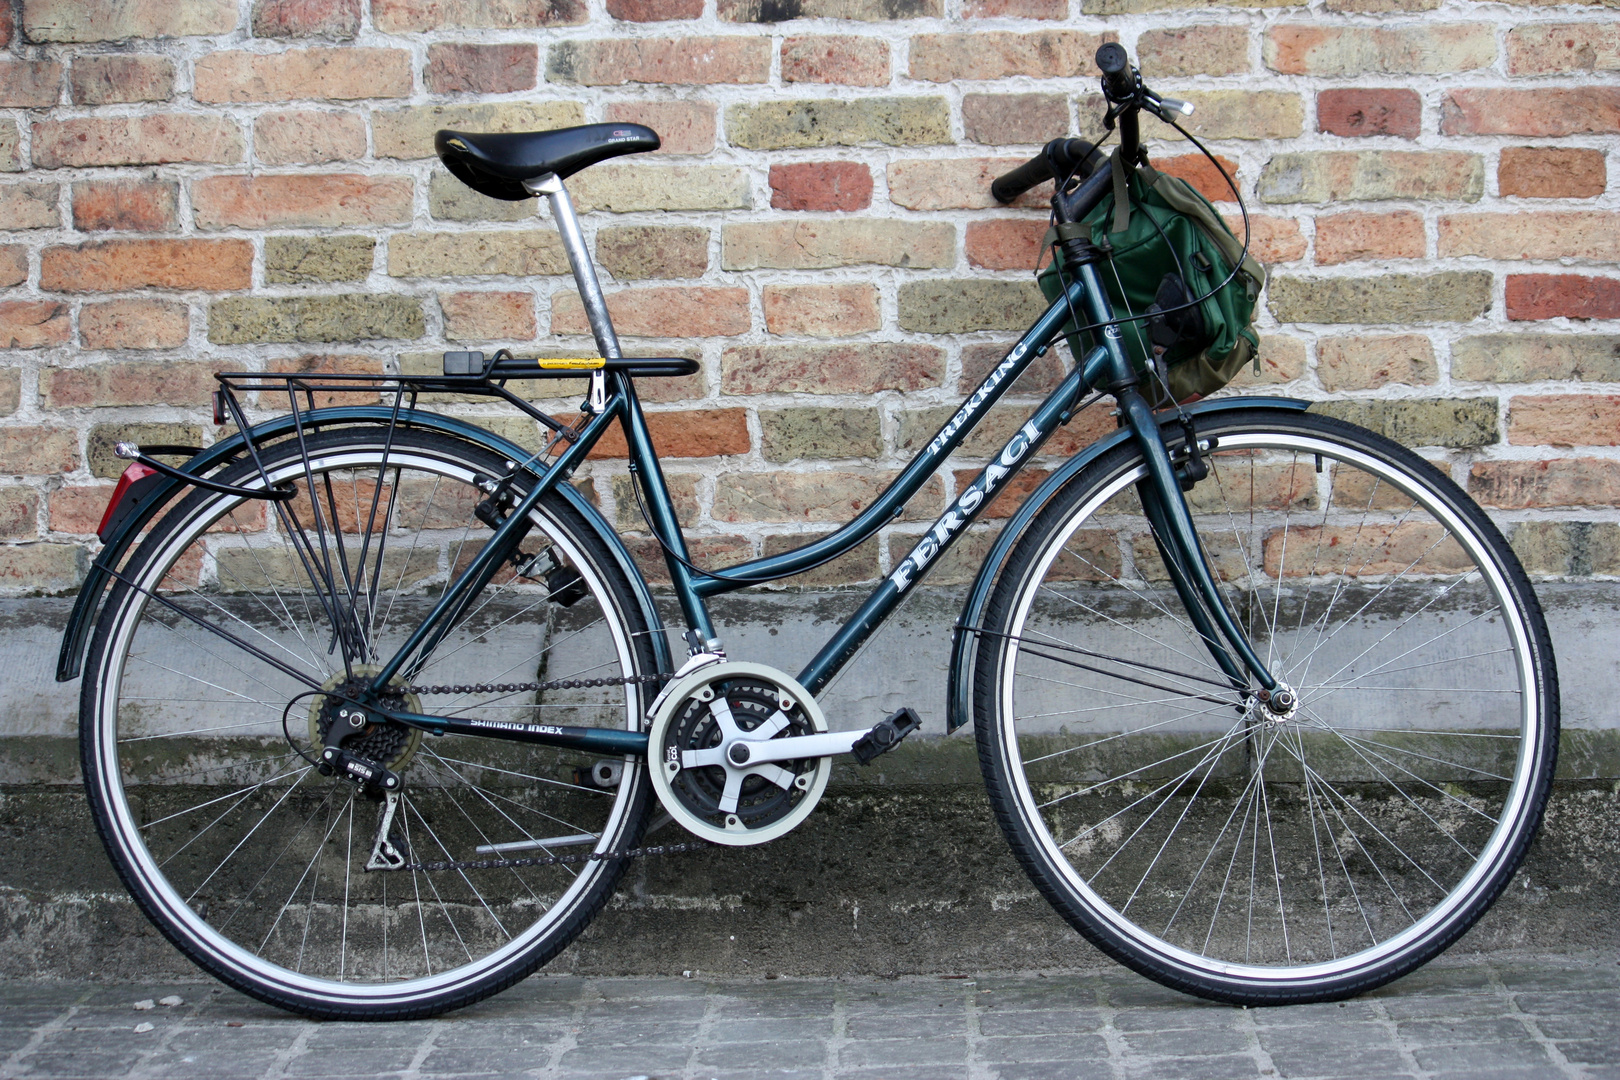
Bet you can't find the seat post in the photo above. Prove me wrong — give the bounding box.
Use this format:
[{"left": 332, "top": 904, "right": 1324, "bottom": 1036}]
[{"left": 526, "top": 173, "right": 621, "bottom": 365}]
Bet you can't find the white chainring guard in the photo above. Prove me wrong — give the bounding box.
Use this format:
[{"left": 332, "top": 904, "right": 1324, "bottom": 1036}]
[{"left": 646, "top": 660, "right": 831, "bottom": 847}]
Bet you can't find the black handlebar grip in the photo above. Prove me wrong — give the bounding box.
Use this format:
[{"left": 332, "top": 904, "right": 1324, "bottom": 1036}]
[
  {"left": 1096, "top": 42, "right": 1133, "bottom": 100},
  {"left": 991, "top": 138, "right": 1106, "bottom": 204},
  {"left": 990, "top": 155, "right": 1055, "bottom": 205}
]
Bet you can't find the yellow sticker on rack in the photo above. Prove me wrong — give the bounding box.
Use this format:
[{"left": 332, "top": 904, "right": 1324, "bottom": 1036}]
[{"left": 533, "top": 358, "right": 607, "bottom": 370}]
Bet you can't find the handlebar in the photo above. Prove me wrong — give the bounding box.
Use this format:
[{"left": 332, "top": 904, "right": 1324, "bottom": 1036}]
[
  {"left": 990, "top": 44, "right": 1195, "bottom": 214},
  {"left": 989, "top": 137, "right": 1106, "bottom": 205}
]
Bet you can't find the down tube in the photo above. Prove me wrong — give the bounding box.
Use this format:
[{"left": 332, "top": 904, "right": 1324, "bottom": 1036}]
[{"left": 797, "top": 350, "right": 1100, "bottom": 698}]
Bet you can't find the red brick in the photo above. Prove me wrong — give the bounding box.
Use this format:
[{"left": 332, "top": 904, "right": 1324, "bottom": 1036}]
[
  {"left": 763, "top": 284, "right": 880, "bottom": 337},
  {"left": 1508, "top": 395, "right": 1620, "bottom": 447},
  {"left": 0, "top": 5, "right": 11, "bottom": 48},
  {"left": 69, "top": 56, "right": 175, "bottom": 105},
  {"left": 426, "top": 44, "right": 538, "bottom": 94},
  {"left": 42, "top": 361, "right": 213, "bottom": 408},
  {"left": 192, "top": 174, "right": 413, "bottom": 229},
  {"left": 1316, "top": 210, "right": 1426, "bottom": 265},
  {"left": 252, "top": 0, "right": 362, "bottom": 37},
  {"left": 1507, "top": 275, "right": 1620, "bottom": 321},
  {"left": 373, "top": 0, "right": 587, "bottom": 31},
  {"left": 590, "top": 409, "right": 750, "bottom": 459},
  {"left": 194, "top": 49, "right": 412, "bottom": 103},
  {"left": 966, "top": 219, "right": 1047, "bottom": 271},
  {"left": 910, "top": 31, "right": 1114, "bottom": 82},
  {"left": 254, "top": 110, "right": 367, "bottom": 165},
  {"left": 71, "top": 180, "right": 180, "bottom": 233},
  {"left": 781, "top": 36, "right": 890, "bottom": 86},
  {"left": 0, "top": 60, "right": 62, "bottom": 108},
  {"left": 553, "top": 287, "right": 750, "bottom": 338},
  {"left": 961, "top": 93, "right": 1069, "bottom": 146},
  {"left": 0, "top": 302, "right": 70, "bottom": 350},
  {"left": 1317, "top": 88, "right": 1421, "bottom": 139},
  {"left": 439, "top": 291, "right": 536, "bottom": 342},
  {"left": 548, "top": 37, "right": 770, "bottom": 86},
  {"left": 0, "top": 246, "right": 25, "bottom": 289},
  {"left": 0, "top": 428, "right": 79, "bottom": 475},
  {"left": 964, "top": 0, "right": 1064, "bottom": 16},
  {"left": 608, "top": 0, "right": 702, "bottom": 18},
  {"left": 1470, "top": 459, "right": 1620, "bottom": 508},
  {"left": 1229, "top": 215, "right": 1306, "bottom": 264},
  {"left": 1443, "top": 89, "right": 1620, "bottom": 137},
  {"left": 79, "top": 300, "right": 190, "bottom": 351},
  {"left": 32, "top": 116, "right": 243, "bottom": 168},
  {"left": 769, "top": 162, "right": 872, "bottom": 212},
  {"left": 1499, "top": 148, "right": 1607, "bottom": 199},
  {"left": 603, "top": 101, "right": 715, "bottom": 155},
  {"left": 1154, "top": 153, "right": 1241, "bottom": 203},
  {"left": 41, "top": 239, "right": 253, "bottom": 292},
  {"left": 50, "top": 487, "right": 117, "bottom": 536},
  {"left": 1506, "top": 23, "right": 1620, "bottom": 75}
]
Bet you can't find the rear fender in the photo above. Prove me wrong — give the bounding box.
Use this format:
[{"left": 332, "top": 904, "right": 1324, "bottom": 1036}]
[
  {"left": 945, "top": 396, "right": 1311, "bottom": 733},
  {"left": 57, "top": 407, "right": 670, "bottom": 682}
]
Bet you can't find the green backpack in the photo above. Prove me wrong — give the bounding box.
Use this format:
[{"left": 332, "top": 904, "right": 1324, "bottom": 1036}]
[{"left": 1037, "top": 149, "right": 1265, "bottom": 403}]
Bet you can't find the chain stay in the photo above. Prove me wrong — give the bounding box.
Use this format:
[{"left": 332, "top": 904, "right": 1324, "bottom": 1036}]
[
  {"left": 385, "top": 669, "right": 690, "bottom": 873},
  {"left": 402, "top": 839, "right": 710, "bottom": 874}
]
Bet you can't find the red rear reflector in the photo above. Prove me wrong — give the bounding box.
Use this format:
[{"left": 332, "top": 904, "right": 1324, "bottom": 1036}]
[{"left": 98, "top": 461, "right": 160, "bottom": 542}]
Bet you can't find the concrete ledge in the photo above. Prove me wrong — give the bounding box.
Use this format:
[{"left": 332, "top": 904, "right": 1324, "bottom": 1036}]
[{"left": 4, "top": 781, "right": 1617, "bottom": 981}]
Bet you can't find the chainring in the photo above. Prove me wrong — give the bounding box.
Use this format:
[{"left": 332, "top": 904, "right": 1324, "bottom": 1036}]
[{"left": 647, "top": 661, "right": 831, "bottom": 847}]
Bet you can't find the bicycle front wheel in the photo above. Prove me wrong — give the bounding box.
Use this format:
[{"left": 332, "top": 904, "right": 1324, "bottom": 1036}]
[
  {"left": 973, "top": 408, "right": 1558, "bottom": 1004},
  {"left": 81, "top": 426, "right": 661, "bottom": 1019}
]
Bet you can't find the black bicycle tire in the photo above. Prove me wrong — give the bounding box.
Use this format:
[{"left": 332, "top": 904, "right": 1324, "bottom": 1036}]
[
  {"left": 80, "top": 426, "right": 660, "bottom": 1020},
  {"left": 972, "top": 408, "right": 1559, "bottom": 1005}
]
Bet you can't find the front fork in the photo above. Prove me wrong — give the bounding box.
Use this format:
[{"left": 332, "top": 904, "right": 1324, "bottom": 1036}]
[{"left": 1067, "top": 257, "right": 1283, "bottom": 706}]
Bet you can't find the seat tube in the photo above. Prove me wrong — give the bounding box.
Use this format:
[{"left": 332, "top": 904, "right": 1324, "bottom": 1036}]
[{"left": 528, "top": 174, "right": 621, "bottom": 362}]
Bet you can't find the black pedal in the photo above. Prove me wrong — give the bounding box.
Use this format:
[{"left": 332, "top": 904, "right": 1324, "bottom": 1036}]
[{"left": 851, "top": 708, "right": 922, "bottom": 765}]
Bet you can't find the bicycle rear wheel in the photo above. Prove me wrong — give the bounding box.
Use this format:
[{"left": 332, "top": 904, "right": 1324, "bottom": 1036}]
[
  {"left": 973, "top": 408, "right": 1558, "bottom": 1004},
  {"left": 81, "top": 426, "right": 660, "bottom": 1019}
]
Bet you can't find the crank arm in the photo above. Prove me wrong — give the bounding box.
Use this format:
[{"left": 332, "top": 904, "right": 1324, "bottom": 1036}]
[
  {"left": 680, "top": 708, "right": 922, "bottom": 770},
  {"left": 692, "top": 730, "right": 863, "bottom": 769}
]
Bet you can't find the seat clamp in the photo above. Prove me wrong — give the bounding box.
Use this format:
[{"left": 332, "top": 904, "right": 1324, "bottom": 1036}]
[{"left": 523, "top": 173, "right": 563, "bottom": 196}]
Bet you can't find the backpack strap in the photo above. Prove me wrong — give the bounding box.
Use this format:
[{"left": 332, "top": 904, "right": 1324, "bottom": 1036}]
[{"left": 1109, "top": 148, "right": 1131, "bottom": 235}]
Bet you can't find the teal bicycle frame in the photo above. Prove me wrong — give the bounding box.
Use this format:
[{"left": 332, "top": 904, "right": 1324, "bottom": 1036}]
[{"left": 63, "top": 181, "right": 1285, "bottom": 762}]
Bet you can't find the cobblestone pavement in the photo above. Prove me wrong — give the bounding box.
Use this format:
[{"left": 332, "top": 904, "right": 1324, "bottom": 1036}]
[{"left": 1, "top": 954, "right": 1616, "bottom": 1080}]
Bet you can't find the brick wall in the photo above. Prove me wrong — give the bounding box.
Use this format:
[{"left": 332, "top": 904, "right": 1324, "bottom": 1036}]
[{"left": 0, "top": 0, "right": 1616, "bottom": 594}]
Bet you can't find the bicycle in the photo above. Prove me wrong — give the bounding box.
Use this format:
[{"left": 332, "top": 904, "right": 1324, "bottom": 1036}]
[{"left": 59, "top": 44, "right": 1559, "bottom": 1020}]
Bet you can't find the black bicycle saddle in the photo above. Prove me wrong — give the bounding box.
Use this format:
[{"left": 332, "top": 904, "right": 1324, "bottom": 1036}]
[{"left": 435, "top": 123, "right": 661, "bottom": 201}]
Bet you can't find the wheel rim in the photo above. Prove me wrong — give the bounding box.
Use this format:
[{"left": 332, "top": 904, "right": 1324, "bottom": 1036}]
[
  {"left": 89, "top": 439, "right": 646, "bottom": 1007},
  {"left": 996, "top": 426, "right": 1545, "bottom": 988}
]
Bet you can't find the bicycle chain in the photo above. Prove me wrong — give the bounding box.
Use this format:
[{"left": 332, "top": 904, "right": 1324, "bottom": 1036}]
[
  {"left": 402, "top": 672, "right": 672, "bottom": 697},
  {"left": 392, "top": 670, "right": 704, "bottom": 873}
]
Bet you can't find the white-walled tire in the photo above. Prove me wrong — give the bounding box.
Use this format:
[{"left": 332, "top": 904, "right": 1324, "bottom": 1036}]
[
  {"left": 973, "top": 410, "right": 1558, "bottom": 1004},
  {"left": 80, "top": 428, "right": 659, "bottom": 1019}
]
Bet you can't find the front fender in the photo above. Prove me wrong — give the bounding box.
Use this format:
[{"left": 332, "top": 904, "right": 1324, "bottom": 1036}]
[
  {"left": 57, "top": 407, "right": 670, "bottom": 682},
  {"left": 945, "top": 395, "right": 1311, "bottom": 733}
]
